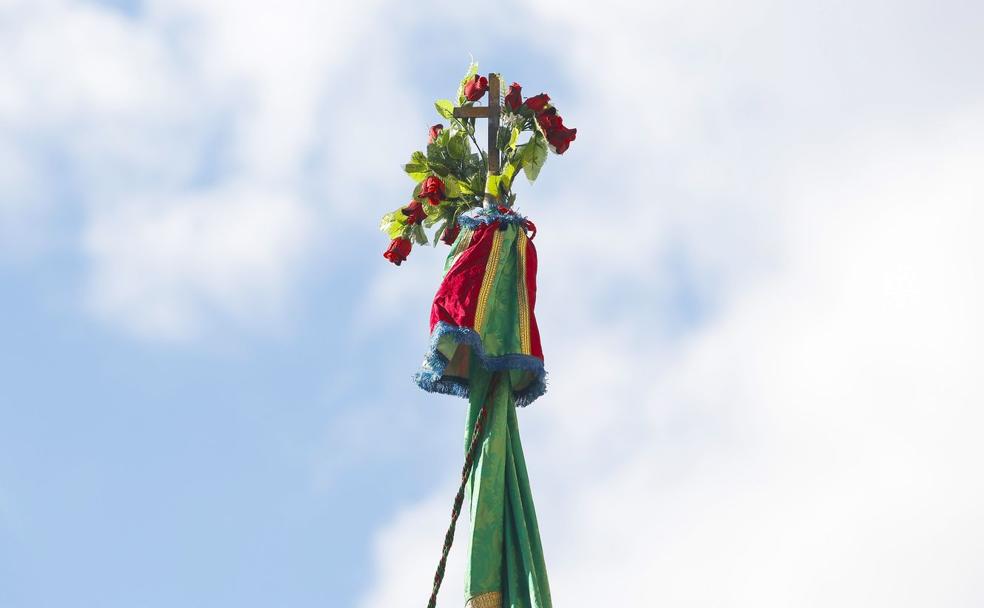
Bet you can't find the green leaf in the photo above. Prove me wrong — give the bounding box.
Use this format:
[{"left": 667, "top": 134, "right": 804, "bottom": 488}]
[
  {"left": 454, "top": 176, "right": 474, "bottom": 195},
  {"left": 508, "top": 127, "right": 520, "bottom": 150},
  {"left": 428, "top": 161, "right": 451, "bottom": 177},
  {"left": 402, "top": 151, "right": 429, "bottom": 182},
  {"left": 435, "top": 99, "right": 454, "bottom": 120},
  {"left": 522, "top": 133, "right": 548, "bottom": 183},
  {"left": 445, "top": 177, "right": 462, "bottom": 198},
  {"left": 379, "top": 211, "right": 397, "bottom": 233},
  {"left": 470, "top": 173, "right": 485, "bottom": 197},
  {"left": 485, "top": 173, "right": 501, "bottom": 197},
  {"left": 496, "top": 126, "right": 512, "bottom": 151},
  {"left": 501, "top": 162, "right": 518, "bottom": 191},
  {"left": 441, "top": 176, "right": 471, "bottom": 199},
  {"left": 435, "top": 126, "right": 450, "bottom": 145},
  {"left": 447, "top": 132, "right": 469, "bottom": 160},
  {"left": 423, "top": 204, "right": 444, "bottom": 228},
  {"left": 425, "top": 142, "right": 443, "bottom": 160},
  {"left": 380, "top": 210, "right": 409, "bottom": 240},
  {"left": 411, "top": 223, "right": 428, "bottom": 245},
  {"left": 403, "top": 166, "right": 428, "bottom": 182}
]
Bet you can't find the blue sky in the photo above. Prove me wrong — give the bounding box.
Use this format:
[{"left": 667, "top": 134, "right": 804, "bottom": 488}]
[{"left": 2, "top": 1, "right": 983, "bottom": 607}]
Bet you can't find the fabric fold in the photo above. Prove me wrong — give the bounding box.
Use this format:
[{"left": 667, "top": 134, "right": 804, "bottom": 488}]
[{"left": 463, "top": 360, "right": 553, "bottom": 608}]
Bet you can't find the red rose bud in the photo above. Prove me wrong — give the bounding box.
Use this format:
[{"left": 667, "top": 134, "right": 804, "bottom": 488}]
[
  {"left": 525, "top": 93, "right": 550, "bottom": 113},
  {"left": 428, "top": 123, "right": 443, "bottom": 144},
  {"left": 463, "top": 75, "right": 489, "bottom": 101},
  {"left": 504, "top": 82, "right": 523, "bottom": 111},
  {"left": 401, "top": 200, "right": 426, "bottom": 225},
  {"left": 383, "top": 237, "right": 412, "bottom": 266},
  {"left": 546, "top": 125, "right": 577, "bottom": 154},
  {"left": 419, "top": 175, "right": 446, "bottom": 205},
  {"left": 441, "top": 222, "right": 461, "bottom": 245}
]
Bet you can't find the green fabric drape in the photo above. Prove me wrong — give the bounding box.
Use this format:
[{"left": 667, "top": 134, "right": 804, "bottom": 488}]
[{"left": 463, "top": 359, "right": 552, "bottom": 608}]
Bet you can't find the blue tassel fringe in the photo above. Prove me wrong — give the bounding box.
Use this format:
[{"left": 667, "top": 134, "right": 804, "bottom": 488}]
[
  {"left": 458, "top": 207, "right": 530, "bottom": 230},
  {"left": 413, "top": 321, "right": 547, "bottom": 407}
]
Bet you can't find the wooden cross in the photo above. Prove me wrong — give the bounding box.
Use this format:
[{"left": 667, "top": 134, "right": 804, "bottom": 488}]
[{"left": 453, "top": 72, "right": 502, "bottom": 183}]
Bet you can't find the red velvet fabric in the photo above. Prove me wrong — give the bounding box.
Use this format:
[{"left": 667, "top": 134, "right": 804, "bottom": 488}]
[
  {"left": 524, "top": 235, "right": 543, "bottom": 359},
  {"left": 428, "top": 222, "right": 544, "bottom": 363},
  {"left": 429, "top": 224, "right": 497, "bottom": 331}
]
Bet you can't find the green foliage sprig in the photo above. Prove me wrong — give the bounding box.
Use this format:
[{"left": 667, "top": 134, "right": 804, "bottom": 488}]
[{"left": 381, "top": 61, "right": 576, "bottom": 266}]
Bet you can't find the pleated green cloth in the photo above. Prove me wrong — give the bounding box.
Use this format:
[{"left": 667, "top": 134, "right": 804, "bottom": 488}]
[{"left": 463, "top": 358, "right": 552, "bottom": 608}]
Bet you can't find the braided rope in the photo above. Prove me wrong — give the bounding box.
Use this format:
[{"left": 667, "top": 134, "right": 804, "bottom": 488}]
[{"left": 427, "top": 375, "right": 499, "bottom": 608}]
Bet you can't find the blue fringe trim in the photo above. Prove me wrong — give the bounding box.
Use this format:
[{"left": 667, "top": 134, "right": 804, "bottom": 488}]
[
  {"left": 458, "top": 207, "right": 530, "bottom": 230},
  {"left": 413, "top": 321, "right": 547, "bottom": 407}
]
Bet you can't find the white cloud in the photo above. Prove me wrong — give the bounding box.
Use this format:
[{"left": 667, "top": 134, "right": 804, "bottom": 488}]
[
  {"left": 0, "top": 0, "right": 406, "bottom": 339},
  {"left": 358, "top": 2, "right": 984, "bottom": 607},
  {"left": 82, "top": 184, "right": 314, "bottom": 339},
  {"left": 0, "top": 138, "right": 49, "bottom": 260},
  {"left": 144, "top": 0, "right": 383, "bottom": 182},
  {"left": 537, "top": 120, "right": 984, "bottom": 607},
  {"left": 358, "top": 485, "right": 469, "bottom": 608}
]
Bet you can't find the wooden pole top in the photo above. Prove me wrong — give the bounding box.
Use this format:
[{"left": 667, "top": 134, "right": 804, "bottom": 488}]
[{"left": 487, "top": 73, "right": 500, "bottom": 176}]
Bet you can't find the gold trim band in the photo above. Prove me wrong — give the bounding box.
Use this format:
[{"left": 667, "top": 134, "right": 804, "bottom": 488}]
[
  {"left": 516, "top": 229, "right": 531, "bottom": 355},
  {"left": 473, "top": 229, "right": 504, "bottom": 334},
  {"left": 465, "top": 590, "right": 502, "bottom": 608}
]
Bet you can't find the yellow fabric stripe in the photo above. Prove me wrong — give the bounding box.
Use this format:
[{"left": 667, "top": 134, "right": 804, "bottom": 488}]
[
  {"left": 516, "top": 230, "right": 531, "bottom": 355},
  {"left": 473, "top": 229, "right": 503, "bottom": 334}
]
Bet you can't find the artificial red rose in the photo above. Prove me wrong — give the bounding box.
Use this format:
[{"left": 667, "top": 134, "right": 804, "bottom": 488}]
[
  {"left": 419, "top": 175, "right": 446, "bottom": 205},
  {"left": 383, "top": 237, "right": 412, "bottom": 266},
  {"left": 401, "top": 200, "right": 426, "bottom": 225},
  {"left": 536, "top": 107, "right": 563, "bottom": 131},
  {"left": 441, "top": 221, "right": 461, "bottom": 245},
  {"left": 428, "top": 123, "right": 443, "bottom": 144},
  {"left": 524, "top": 93, "right": 550, "bottom": 113},
  {"left": 545, "top": 124, "right": 577, "bottom": 154},
  {"left": 463, "top": 75, "right": 489, "bottom": 101},
  {"left": 504, "top": 82, "right": 523, "bottom": 111},
  {"left": 533, "top": 107, "right": 575, "bottom": 154}
]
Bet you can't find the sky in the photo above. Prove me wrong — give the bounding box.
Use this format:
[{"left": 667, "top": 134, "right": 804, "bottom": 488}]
[{"left": 1, "top": 0, "right": 983, "bottom": 607}]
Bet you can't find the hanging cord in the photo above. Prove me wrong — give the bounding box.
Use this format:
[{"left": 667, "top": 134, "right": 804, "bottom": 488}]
[{"left": 427, "top": 374, "right": 500, "bottom": 608}]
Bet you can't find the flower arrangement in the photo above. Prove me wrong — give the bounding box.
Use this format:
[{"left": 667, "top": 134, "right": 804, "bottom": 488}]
[{"left": 380, "top": 62, "right": 576, "bottom": 265}]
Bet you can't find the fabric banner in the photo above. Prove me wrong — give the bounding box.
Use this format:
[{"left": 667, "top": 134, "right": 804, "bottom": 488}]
[{"left": 463, "top": 361, "right": 552, "bottom": 608}]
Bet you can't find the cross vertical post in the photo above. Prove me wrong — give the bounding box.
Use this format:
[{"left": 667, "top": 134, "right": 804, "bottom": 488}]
[
  {"left": 453, "top": 72, "right": 502, "bottom": 203},
  {"left": 487, "top": 73, "right": 500, "bottom": 175}
]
